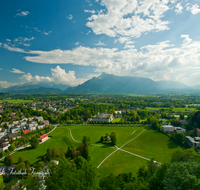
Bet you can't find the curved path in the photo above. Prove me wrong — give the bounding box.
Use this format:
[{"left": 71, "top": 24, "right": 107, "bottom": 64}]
[{"left": 67, "top": 126, "right": 161, "bottom": 168}]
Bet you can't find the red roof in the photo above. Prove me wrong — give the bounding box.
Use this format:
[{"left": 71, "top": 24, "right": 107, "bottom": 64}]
[
  {"left": 23, "top": 130, "right": 30, "bottom": 134},
  {"left": 40, "top": 134, "right": 48, "bottom": 139}
]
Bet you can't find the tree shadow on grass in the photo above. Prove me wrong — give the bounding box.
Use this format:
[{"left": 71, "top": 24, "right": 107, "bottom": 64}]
[{"left": 167, "top": 139, "right": 179, "bottom": 149}]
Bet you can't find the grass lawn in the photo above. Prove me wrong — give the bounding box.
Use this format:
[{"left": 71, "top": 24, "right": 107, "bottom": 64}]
[
  {"left": 112, "top": 118, "right": 121, "bottom": 123},
  {"left": 5, "top": 99, "right": 33, "bottom": 103},
  {"left": 69, "top": 125, "right": 146, "bottom": 147},
  {"left": 98, "top": 150, "right": 148, "bottom": 177},
  {"left": 174, "top": 108, "right": 196, "bottom": 112},
  {"left": 12, "top": 127, "right": 79, "bottom": 165},
  {"left": 9, "top": 125, "right": 183, "bottom": 177},
  {"left": 122, "top": 128, "right": 183, "bottom": 164}
]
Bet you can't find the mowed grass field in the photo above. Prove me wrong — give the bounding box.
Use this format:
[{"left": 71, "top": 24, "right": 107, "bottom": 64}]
[
  {"left": 5, "top": 99, "right": 33, "bottom": 103},
  {"left": 145, "top": 107, "right": 196, "bottom": 112},
  {"left": 122, "top": 128, "right": 183, "bottom": 163},
  {"left": 12, "top": 127, "right": 78, "bottom": 164},
  {"left": 10, "top": 125, "right": 183, "bottom": 176}
]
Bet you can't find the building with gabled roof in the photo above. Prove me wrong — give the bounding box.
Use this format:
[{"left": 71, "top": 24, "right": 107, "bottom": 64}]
[{"left": 39, "top": 134, "right": 48, "bottom": 142}]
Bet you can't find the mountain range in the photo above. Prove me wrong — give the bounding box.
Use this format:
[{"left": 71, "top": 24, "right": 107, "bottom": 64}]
[{"left": 0, "top": 73, "right": 199, "bottom": 94}]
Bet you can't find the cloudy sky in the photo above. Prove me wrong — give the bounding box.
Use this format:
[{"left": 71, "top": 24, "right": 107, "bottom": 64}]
[{"left": 0, "top": 0, "right": 200, "bottom": 88}]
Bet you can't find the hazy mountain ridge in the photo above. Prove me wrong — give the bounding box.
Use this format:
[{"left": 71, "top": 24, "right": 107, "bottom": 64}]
[{"left": 0, "top": 73, "right": 196, "bottom": 94}]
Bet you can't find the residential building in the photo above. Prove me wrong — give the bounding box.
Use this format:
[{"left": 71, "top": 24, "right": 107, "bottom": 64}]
[
  {"left": 39, "top": 134, "right": 48, "bottom": 142},
  {"left": 162, "top": 125, "right": 175, "bottom": 133},
  {"left": 115, "top": 111, "right": 122, "bottom": 118},
  {"left": 92, "top": 113, "right": 114, "bottom": 122},
  {"left": 174, "top": 127, "right": 186, "bottom": 133},
  {"left": 185, "top": 136, "right": 200, "bottom": 149},
  {"left": 36, "top": 116, "right": 44, "bottom": 122},
  {"left": 22, "top": 130, "right": 30, "bottom": 135},
  {"left": 38, "top": 125, "right": 44, "bottom": 130},
  {"left": 43, "top": 120, "right": 49, "bottom": 126}
]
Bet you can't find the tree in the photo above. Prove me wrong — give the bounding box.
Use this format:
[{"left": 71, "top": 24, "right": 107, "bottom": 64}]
[
  {"left": 15, "top": 162, "right": 26, "bottom": 171},
  {"left": 8, "top": 144, "right": 15, "bottom": 152},
  {"left": 30, "top": 136, "right": 39, "bottom": 148},
  {"left": 4, "top": 155, "right": 14, "bottom": 166},
  {"left": 111, "top": 132, "right": 117, "bottom": 145},
  {"left": 60, "top": 146, "right": 67, "bottom": 157},
  {"left": 0, "top": 175, "right": 5, "bottom": 190},
  {"left": 52, "top": 146, "right": 59, "bottom": 159},
  {"left": 18, "top": 156, "right": 26, "bottom": 163},
  {"left": 163, "top": 161, "right": 200, "bottom": 190}
]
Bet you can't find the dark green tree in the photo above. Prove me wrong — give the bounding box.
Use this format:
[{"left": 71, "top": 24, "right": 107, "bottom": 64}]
[{"left": 30, "top": 136, "right": 39, "bottom": 148}]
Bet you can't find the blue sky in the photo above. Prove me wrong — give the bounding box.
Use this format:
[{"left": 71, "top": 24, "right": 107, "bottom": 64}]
[{"left": 0, "top": 0, "right": 200, "bottom": 88}]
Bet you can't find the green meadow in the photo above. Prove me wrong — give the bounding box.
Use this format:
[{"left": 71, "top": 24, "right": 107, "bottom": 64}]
[
  {"left": 10, "top": 125, "right": 183, "bottom": 176},
  {"left": 4, "top": 99, "right": 33, "bottom": 103}
]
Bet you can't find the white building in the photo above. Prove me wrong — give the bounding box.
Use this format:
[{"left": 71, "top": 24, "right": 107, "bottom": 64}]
[
  {"left": 115, "top": 111, "right": 122, "bottom": 118},
  {"left": 92, "top": 113, "right": 114, "bottom": 122},
  {"left": 162, "top": 125, "right": 175, "bottom": 133}
]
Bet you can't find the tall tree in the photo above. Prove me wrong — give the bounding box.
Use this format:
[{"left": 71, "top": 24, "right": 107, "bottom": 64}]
[{"left": 30, "top": 136, "right": 39, "bottom": 149}]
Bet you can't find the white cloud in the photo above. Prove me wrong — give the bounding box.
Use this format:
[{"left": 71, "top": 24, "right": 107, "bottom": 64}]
[
  {"left": 175, "top": 2, "right": 183, "bottom": 14},
  {"left": 15, "top": 11, "right": 30, "bottom": 17},
  {"left": 181, "top": 34, "right": 192, "bottom": 45},
  {"left": 75, "top": 42, "right": 80, "bottom": 46},
  {"left": 0, "top": 42, "right": 2, "bottom": 47},
  {"left": 10, "top": 68, "right": 25, "bottom": 74},
  {"left": 3, "top": 44, "right": 26, "bottom": 53},
  {"left": 94, "top": 41, "right": 106, "bottom": 46},
  {"left": 23, "top": 37, "right": 34, "bottom": 41},
  {"left": 87, "top": 30, "right": 91, "bottom": 35},
  {"left": 19, "top": 34, "right": 200, "bottom": 85},
  {"left": 0, "top": 68, "right": 2, "bottom": 70},
  {"left": 67, "top": 14, "right": 73, "bottom": 20},
  {"left": 6, "top": 39, "right": 11, "bottom": 42},
  {"left": 20, "top": 66, "right": 87, "bottom": 86},
  {"left": 84, "top": 9, "right": 96, "bottom": 14},
  {"left": 0, "top": 81, "right": 17, "bottom": 88},
  {"left": 86, "top": 0, "right": 171, "bottom": 43},
  {"left": 51, "top": 66, "right": 87, "bottom": 86},
  {"left": 44, "top": 31, "right": 52, "bottom": 35},
  {"left": 23, "top": 44, "right": 30, "bottom": 47},
  {"left": 186, "top": 3, "right": 200, "bottom": 15}
]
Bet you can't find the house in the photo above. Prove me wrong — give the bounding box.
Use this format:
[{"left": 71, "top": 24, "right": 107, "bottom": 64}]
[
  {"left": 36, "top": 116, "right": 43, "bottom": 122},
  {"left": 115, "top": 111, "right": 122, "bottom": 118},
  {"left": 49, "top": 107, "right": 57, "bottom": 112},
  {"left": 92, "top": 113, "right": 114, "bottom": 122},
  {"left": 38, "top": 125, "right": 44, "bottom": 130},
  {"left": 179, "top": 119, "right": 187, "bottom": 125},
  {"left": 43, "top": 120, "right": 49, "bottom": 126},
  {"left": 185, "top": 136, "right": 200, "bottom": 150},
  {"left": 22, "top": 130, "right": 30, "bottom": 135},
  {"left": 7, "top": 133, "right": 17, "bottom": 141},
  {"left": 10, "top": 127, "right": 21, "bottom": 134},
  {"left": 39, "top": 134, "right": 48, "bottom": 142},
  {"left": 162, "top": 125, "right": 175, "bottom": 133},
  {"left": 174, "top": 127, "right": 186, "bottom": 133},
  {"left": 0, "top": 136, "right": 10, "bottom": 151}
]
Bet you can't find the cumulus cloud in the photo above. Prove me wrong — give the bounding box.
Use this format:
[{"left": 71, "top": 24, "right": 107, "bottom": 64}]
[
  {"left": 75, "top": 42, "right": 80, "bottom": 46},
  {"left": 84, "top": 9, "right": 96, "bottom": 14},
  {"left": 20, "top": 34, "right": 200, "bottom": 84},
  {"left": 186, "top": 3, "right": 200, "bottom": 15},
  {"left": 67, "top": 14, "right": 73, "bottom": 20},
  {"left": 10, "top": 68, "right": 25, "bottom": 74},
  {"left": 181, "top": 34, "right": 192, "bottom": 45},
  {"left": 20, "top": 66, "right": 87, "bottom": 86},
  {"left": 94, "top": 41, "right": 106, "bottom": 46},
  {"left": 51, "top": 66, "right": 87, "bottom": 86},
  {"left": 175, "top": 2, "right": 183, "bottom": 14},
  {"left": 6, "top": 39, "right": 11, "bottom": 42},
  {"left": 3, "top": 44, "right": 26, "bottom": 53},
  {"left": 15, "top": 11, "right": 29, "bottom": 17},
  {"left": 44, "top": 31, "right": 52, "bottom": 35},
  {"left": 0, "top": 81, "right": 17, "bottom": 88},
  {"left": 85, "top": 0, "right": 171, "bottom": 43}
]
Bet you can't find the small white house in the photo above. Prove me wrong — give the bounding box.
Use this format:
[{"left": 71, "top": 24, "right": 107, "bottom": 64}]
[{"left": 162, "top": 125, "right": 175, "bottom": 133}]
